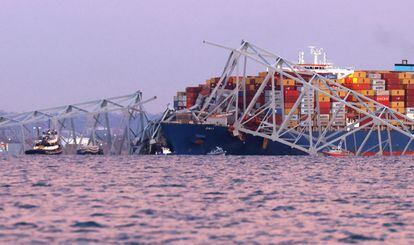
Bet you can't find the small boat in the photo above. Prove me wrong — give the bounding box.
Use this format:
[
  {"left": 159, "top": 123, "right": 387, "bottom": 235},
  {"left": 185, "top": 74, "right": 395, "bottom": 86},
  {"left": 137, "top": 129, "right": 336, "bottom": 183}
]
[
  {"left": 207, "top": 146, "right": 226, "bottom": 155},
  {"left": 76, "top": 145, "right": 103, "bottom": 155},
  {"left": 322, "top": 146, "right": 353, "bottom": 157},
  {"left": 25, "top": 130, "right": 63, "bottom": 155},
  {"left": 155, "top": 147, "right": 173, "bottom": 155}
]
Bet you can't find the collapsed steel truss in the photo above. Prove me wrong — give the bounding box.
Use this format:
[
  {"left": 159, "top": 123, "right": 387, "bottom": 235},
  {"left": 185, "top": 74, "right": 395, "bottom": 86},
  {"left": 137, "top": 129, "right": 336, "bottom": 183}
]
[
  {"left": 193, "top": 41, "right": 414, "bottom": 156},
  {"left": 0, "top": 91, "right": 159, "bottom": 155}
]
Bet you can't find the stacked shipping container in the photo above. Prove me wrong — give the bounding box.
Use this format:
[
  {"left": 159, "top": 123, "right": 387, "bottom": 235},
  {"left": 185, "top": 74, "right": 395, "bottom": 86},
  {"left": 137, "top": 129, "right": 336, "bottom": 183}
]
[{"left": 174, "top": 70, "right": 414, "bottom": 128}]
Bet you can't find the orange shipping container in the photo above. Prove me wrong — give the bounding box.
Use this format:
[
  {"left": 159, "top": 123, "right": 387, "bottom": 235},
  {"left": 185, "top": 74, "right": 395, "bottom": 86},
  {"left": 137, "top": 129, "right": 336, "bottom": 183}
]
[
  {"left": 277, "top": 79, "right": 295, "bottom": 86},
  {"left": 338, "top": 91, "right": 348, "bottom": 97},
  {"left": 255, "top": 77, "right": 263, "bottom": 84},
  {"left": 353, "top": 71, "right": 367, "bottom": 78},
  {"left": 258, "top": 71, "right": 268, "bottom": 77},
  {"left": 395, "top": 108, "right": 405, "bottom": 114},
  {"left": 390, "top": 90, "right": 405, "bottom": 96},
  {"left": 284, "top": 108, "right": 298, "bottom": 114},
  {"left": 391, "top": 102, "right": 405, "bottom": 108},
  {"left": 318, "top": 97, "right": 330, "bottom": 102},
  {"left": 398, "top": 73, "right": 413, "bottom": 79},
  {"left": 358, "top": 90, "right": 375, "bottom": 96},
  {"left": 284, "top": 103, "right": 295, "bottom": 108},
  {"left": 357, "top": 78, "right": 371, "bottom": 84}
]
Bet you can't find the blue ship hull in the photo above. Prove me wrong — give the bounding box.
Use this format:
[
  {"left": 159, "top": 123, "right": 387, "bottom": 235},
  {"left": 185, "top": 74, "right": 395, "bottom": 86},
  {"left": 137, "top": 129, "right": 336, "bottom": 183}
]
[{"left": 161, "top": 123, "right": 414, "bottom": 155}]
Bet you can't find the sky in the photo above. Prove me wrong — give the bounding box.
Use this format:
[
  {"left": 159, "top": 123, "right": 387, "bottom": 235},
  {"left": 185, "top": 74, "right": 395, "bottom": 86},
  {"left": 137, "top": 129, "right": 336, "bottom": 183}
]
[{"left": 1, "top": 0, "right": 414, "bottom": 113}]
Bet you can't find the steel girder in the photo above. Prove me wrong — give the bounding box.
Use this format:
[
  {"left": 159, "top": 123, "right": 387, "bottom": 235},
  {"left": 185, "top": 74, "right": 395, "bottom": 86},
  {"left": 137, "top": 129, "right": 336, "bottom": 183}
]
[
  {"left": 197, "top": 41, "right": 414, "bottom": 156},
  {"left": 0, "top": 91, "right": 158, "bottom": 155}
]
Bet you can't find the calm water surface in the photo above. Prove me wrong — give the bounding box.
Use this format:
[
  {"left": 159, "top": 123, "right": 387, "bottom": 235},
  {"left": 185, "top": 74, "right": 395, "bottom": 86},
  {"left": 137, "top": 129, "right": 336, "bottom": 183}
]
[{"left": 0, "top": 155, "right": 413, "bottom": 244}]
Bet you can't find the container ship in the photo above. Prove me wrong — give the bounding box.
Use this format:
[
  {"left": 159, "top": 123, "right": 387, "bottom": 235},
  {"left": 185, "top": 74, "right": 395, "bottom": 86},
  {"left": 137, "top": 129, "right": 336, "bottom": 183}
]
[{"left": 160, "top": 42, "right": 414, "bottom": 156}]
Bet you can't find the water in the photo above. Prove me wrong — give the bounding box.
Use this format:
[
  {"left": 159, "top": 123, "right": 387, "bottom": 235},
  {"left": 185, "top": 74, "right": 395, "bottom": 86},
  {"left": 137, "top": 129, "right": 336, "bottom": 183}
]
[{"left": 0, "top": 155, "right": 413, "bottom": 244}]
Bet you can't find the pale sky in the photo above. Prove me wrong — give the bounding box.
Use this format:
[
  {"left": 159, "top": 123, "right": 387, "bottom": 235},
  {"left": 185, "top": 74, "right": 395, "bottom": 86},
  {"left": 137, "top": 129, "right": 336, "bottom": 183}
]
[{"left": 1, "top": 0, "right": 413, "bottom": 113}]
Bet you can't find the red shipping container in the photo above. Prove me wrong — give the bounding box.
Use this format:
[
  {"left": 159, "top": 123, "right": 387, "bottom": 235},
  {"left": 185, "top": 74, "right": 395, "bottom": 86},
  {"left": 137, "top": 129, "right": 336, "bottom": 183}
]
[
  {"left": 407, "top": 101, "right": 414, "bottom": 107},
  {"left": 284, "top": 102, "right": 295, "bottom": 108},
  {"left": 383, "top": 73, "right": 399, "bottom": 80},
  {"left": 351, "top": 84, "right": 371, "bottom": 90},
  {"left": 406, "top": 94, "right": 414, "bottom": 102},
  {"left": 267, "top": 114, "right": 283, "bottom": 125},
  {"left": 375, "top": 95, "right": 389, "bottom": 102},
  {"left": 319, "top": 108, "right": 330, "bottom": 114},
  {"left": 284, "top": 90, "right": 299, "bottom": 96},
  {"left": 284, "top": 96, "right": 299, "bottom": 103},
  {"left": 318, "top": 102, "right": 331, "bottom": 108},
  {"left": 406, "top": 85, "right": 414, "bottom": 90},
  {"left": 387, "top": 84, "right": 404, "bottom": 90},
  {"left": 387, "top": 79, "right": 401, "bottom": 85},
  {"left": 283, "top": 86, "right": 296, "bottom": 91},
  {"left": 346, "top": 112, "right": 357, "bottom": 119},
  {"left": 390, "top": 96, "right": 405, "bottom": 101},
  {"left": 360, "top": 118, "right": 373, "bottom": 126},
  {"left": 186, "top": 87, "right": 201, "bottom": 93},
  {"left": 225, "top": 83, "right": 235, "bottom": 89},
  {"left": 406, "top": 89, "right": 414, "bottom": 95},
  {"left": 346, "top": 95, "right": 354, "bottom": 102}
]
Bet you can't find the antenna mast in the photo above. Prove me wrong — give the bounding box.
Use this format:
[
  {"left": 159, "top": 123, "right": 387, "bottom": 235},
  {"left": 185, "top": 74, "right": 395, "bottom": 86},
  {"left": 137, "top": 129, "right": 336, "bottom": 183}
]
[{"left": 309, "top": 46, "right": 323, "bottom": 64}]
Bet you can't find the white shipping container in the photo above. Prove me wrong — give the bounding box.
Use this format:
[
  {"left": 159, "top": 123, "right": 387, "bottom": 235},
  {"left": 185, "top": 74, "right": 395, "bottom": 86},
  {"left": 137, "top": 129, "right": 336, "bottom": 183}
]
[
  {"left": 178, "top": 96, "right": 186, "bottom": 101},
  {"left": 300, "top": 109, "right": 315, "bottom": 114},
  {"left": 406, "top": 108, "right": 414, "bottom": 114},
  {"left": 332, "top": 102, "right": 345, "bottom": 107},
  {"left": 300, "top": 103, "right": 314, "bottom": 108},
  {"left": 334, "top": 115, "right": 346, "bottom": 120},
  {"left": 264, "top": 97, "right": 283, "bottom": 101},
  {"left": 375, "top": 90, "right": 390, "bottom": 96},
  {"left": 206, "top": 116, "right": 228, "bottom": 126},
  {"left": 407, "top": 113, "right": 414, "bottom": 119},
  {"left": 300, "top": 121, "right": 314, "bottom": 126},
  {"left": 301, "top": 100, "right": 315, "bottom": 105},
  {"left": 372, "top": 79, "right": 386, "bottom": 85},
  {"left": 332, "top": 121, "right": 346, "bottom": 126},
  {"left": 332, "top": 109, "right": 346, "bottom": 114},
  {"left": 290, "top": 115, "right": 299, "bottom": 120},
  {"left": 265, "top": 94, "right": 282, "bottom": 98},
  {"left": 372, "top": 85, "right": 386, "bottom": 91},
  {"left": 265, "top": 101, "right": 283, "bottom": 107},
  {"left": 265, "top": 96, "right": 282, "bottom": 101},
  {"left": 319, "top": 114, "right": 330, "bottom": 119},
  {"left": 297, "top": 86, "right": 315, "bottom": 93},
  {"left": 368, "top": 74, "right": 382, "bottom": 79},
  {"left": 265, "top": 90, "right": 282, "bottom": 95},
  {"left": 265, "top": 101, "right": 283, "bottom": 108}
]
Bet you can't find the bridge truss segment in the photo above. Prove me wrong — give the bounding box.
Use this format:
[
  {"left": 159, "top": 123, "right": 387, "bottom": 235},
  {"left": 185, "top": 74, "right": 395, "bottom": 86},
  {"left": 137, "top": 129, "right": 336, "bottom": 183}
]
[
  {"left": 195, "top": 41, "right": 414, "bottom": 156},
  {"left": 0, "top": 91, "right": 157, "bottom": 155}
]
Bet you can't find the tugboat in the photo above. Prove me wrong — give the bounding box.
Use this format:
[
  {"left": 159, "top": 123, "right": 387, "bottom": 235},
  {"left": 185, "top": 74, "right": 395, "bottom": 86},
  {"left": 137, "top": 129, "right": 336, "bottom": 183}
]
[
  {"left": 322, "top": 142, "right": 354, "bottom": 157},
  {"left": 25, "top": 130, "right": 63, "bottom": 155},
  {"left": 76, "top": 144, "right": 104, "bottom": 155},
  {"left": 207, "top": 146, "right": 226, "bottom": 155}
]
